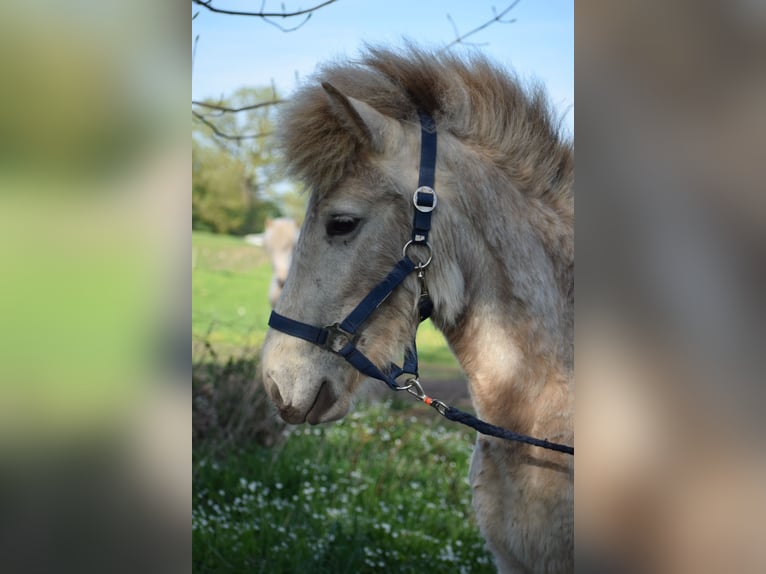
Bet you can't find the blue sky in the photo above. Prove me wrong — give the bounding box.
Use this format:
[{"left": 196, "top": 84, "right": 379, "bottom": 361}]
[{"left": 192, "top": 0, "right": 573, "bottom": 135}]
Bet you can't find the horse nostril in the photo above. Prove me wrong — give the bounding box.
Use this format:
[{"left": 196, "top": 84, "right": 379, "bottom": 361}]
[
  {"left": 278, "top": 278, "right": 286, "bottom": 289},
  {"left": 305, "top": 379, "right": 336, "bottom": 425},
  {"left": 268, "top": 375, "right": 284, "bottom": 409}
]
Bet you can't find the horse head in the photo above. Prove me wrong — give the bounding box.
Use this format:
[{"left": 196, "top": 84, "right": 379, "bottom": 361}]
[{"left": 261, "top": 84, "right": 434, "bottom": 424}]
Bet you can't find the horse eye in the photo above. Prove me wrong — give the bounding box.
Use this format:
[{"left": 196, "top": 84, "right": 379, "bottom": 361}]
[{"left": 326, "top": 216, "right": 360, "bottom": 237}]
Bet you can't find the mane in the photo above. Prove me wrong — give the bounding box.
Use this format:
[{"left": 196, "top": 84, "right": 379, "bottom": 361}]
[{"left": 279, "top": 44, "right": 574, "bottom": 274}]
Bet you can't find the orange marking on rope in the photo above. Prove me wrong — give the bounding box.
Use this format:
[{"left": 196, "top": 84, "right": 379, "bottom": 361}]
[{"left": 424, "top": 396, "right": 432, "bottom": 405}]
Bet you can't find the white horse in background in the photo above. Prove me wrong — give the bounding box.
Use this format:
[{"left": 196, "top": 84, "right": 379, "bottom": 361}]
[
  {"left": 263, "top": 217, "right": 299, "bottom": 308},
  {"left": 261, "top": 46, "right": 573, "bottom": 573}
]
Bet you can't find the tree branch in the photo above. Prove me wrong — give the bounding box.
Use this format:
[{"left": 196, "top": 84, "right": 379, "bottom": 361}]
[
  {"left": 192, "top": 110, "right": 272, "bottom": 141},
  {"left": 191, "top": 0, "right": 338, "bottom": 19},
  {"left": 261, "top": 13, "right": 312, "bottom": 32},
  {"left": 443, "top": 0, "right": 521, "bottom": 51},
  {"left": 192, "top": 99, "right": 284, "bottom": 114}
]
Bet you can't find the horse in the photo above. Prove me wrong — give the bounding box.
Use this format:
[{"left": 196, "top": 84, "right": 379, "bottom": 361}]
[
  {"left": 262, "top": 217, "right": 299, "bottom": 308},
  {"left": 260, "top": 46, "right": 573, "bottom": 573}
]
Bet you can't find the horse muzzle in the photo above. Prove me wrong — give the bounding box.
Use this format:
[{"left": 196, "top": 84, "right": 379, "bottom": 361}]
[
  {"left": 266, "top": 373, "right": 349, "bottom": 425},
  {"left": 262, "top": 334, "right": 352, "bottom": 425}
]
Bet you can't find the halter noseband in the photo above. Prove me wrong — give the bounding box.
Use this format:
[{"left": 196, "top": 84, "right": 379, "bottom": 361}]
[{"left": 268, "top": 111, "right": 438, "bottom": 393}]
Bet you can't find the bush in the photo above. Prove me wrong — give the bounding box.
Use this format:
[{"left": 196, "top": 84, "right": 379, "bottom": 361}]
[{"left": 192, "top": 343, "right": 284, "bottom": 450}]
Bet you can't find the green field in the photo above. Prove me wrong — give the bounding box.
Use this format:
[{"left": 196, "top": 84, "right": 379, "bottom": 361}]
[
  {"left": 192, "top": 231, "right": 272, "bottom": 351},
  {"left": 192, "top": 230, "right": 461, "bottom": 379}
]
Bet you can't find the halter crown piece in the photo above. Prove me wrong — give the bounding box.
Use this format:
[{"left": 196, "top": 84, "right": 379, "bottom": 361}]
[{"left": 268, "top": 111, "right": 574, "bottom": 455}]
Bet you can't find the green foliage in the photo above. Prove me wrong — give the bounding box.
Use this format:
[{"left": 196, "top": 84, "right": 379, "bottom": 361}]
[
  {"left": 192, "top": 87, "right": 290, "bottom": 235},
  {"left": 192, "top": 141, "right": 250, "bottom": 234},
  {"left": 193, "top": 348, "right": 285, "bottom": 450}
]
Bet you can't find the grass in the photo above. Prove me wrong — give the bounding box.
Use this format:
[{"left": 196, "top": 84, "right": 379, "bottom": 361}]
[
  {"left": 193, "top": 402, "right": 493, "bottom": 573},
  {"left": 192, "top": 231, "right": 273, "bottom": 352},
  {"left": 192, "top": 230, "right": 489, "bottom": 572}
]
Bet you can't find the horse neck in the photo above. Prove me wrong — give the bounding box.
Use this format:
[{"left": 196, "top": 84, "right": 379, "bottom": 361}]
[{"left": 432, "top": 179, "right": 573, "bottom": 432}]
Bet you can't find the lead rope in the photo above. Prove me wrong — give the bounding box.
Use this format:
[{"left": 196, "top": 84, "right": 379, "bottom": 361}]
[
  {"left": 395, "top": 378, "right": 574, "bottom": 455},
  {"left": 397, "top": 263, "right": 573, "bottom": 455}
]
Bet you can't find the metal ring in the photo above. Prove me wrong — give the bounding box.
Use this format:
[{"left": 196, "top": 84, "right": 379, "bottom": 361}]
[{"left": 402, "top": 240, "right": 433, "bottom": 268}]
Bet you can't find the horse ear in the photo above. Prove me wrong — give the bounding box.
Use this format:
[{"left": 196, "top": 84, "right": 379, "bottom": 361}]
[{"left": 321, "top": 82, "right": 389, "bottom": 153}]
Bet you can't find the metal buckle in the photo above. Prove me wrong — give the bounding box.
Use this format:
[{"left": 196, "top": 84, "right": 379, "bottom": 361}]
[
  {"left": 413, "top": 186, "right": 437, "bottom": 213},
  {"left": 322, "top": 323, "right": 353, "bottom": 354}
]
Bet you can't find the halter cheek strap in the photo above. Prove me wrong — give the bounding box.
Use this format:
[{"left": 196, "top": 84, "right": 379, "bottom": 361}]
[{"left": 412, "top": 111, "right": 437, "bottom": 244}]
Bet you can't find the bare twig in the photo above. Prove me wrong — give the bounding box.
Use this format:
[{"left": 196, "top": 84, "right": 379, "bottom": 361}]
[
  {"left": 191, "top": 0, "right": 338, "bottom": 19},
  {"left": 192, "top": 110, "right": 273, "bottom": 141},
  {"left": 261, "top": 13, "right": 312, "bottom": 32},
  {"left": 446, "top": 14, "right": 487, "bottom": 48},
  {"left": 192, "top": 34, "right": 200, "bottom": 74},
  {"left": 192, "top": 99, "right": 285, "bottom": 114},
  {"left": 443, "top": 0, "right": 521, "bottom": 51}
]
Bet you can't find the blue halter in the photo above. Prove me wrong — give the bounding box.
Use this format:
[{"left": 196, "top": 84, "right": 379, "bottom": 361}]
[
  {"left": 268, "top": 111, "right": 438, "bottom": 391},
  {"left": 267, "top": 110, "right": 574, "bottom": 456}
]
